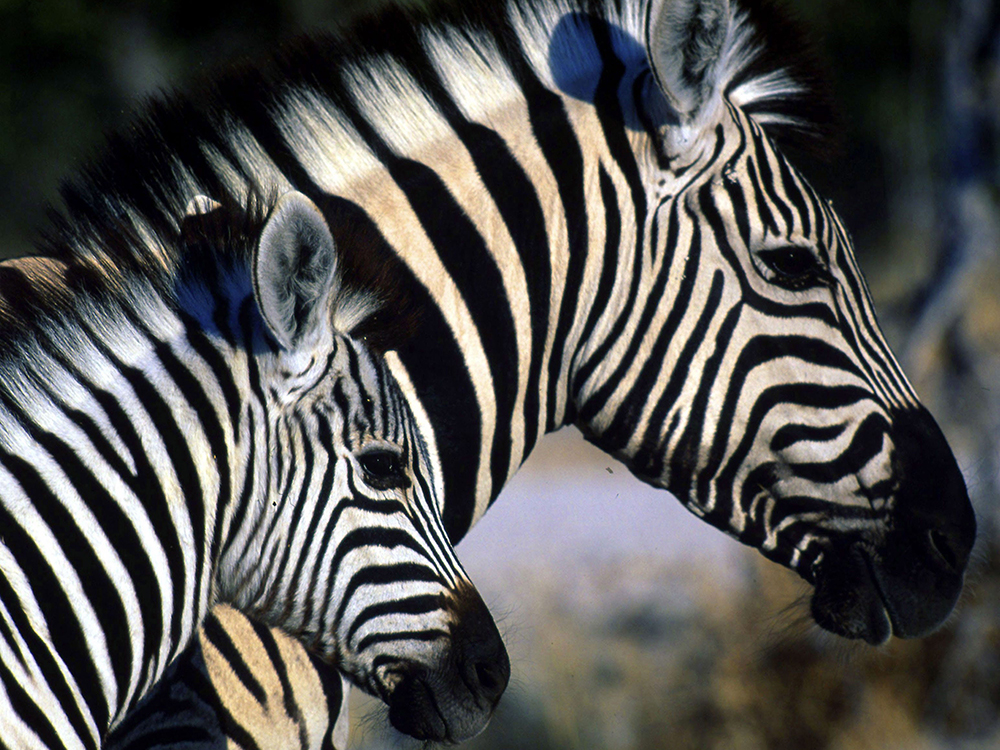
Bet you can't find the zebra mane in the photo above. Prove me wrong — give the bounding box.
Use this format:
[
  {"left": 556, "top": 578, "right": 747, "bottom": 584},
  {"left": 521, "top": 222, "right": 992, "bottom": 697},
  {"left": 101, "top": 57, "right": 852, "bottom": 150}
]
[
  {"left": 716, "top": 0, "right": 837, "bottom": 152},
  {"left": 30, "top": 0, "right": 833, "bottom": 335}
]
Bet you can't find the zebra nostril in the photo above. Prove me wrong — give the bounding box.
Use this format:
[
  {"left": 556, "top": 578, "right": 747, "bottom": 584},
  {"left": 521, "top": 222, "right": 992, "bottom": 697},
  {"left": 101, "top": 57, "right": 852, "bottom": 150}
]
[
  {"left": 474, "top": 659, "right": 504, "bottom": 700},
  {"left": 928, "top": 528, "right": 962, "bottom": 573}
]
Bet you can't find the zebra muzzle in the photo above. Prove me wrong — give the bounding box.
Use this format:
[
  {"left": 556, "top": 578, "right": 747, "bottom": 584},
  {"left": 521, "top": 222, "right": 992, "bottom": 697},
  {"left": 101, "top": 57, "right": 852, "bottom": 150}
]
[
  {"left": 810, "top": 407, "right": 976, "bottom": 644},
  {"left": 387, "top": 586, "right": 510, "bottom": 742}
]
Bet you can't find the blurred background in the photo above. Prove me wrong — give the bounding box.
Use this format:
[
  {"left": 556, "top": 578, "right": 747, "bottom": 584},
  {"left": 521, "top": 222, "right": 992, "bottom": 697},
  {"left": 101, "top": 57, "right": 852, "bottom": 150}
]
[{"left": 1, "top": 1, "right": 998, "bottom": 748}]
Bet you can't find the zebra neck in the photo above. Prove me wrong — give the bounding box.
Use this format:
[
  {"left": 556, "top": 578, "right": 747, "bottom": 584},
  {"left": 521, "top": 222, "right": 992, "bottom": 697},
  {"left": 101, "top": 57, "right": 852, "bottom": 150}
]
[
  {"left": 265, "top": 29, "right": 656, "bottom": 535},
  {"left": 0, "top": 261, "right": 251, "bottom": 736},
  {"left": 328, "top": 92, "right": 651, "bottom": 535}
]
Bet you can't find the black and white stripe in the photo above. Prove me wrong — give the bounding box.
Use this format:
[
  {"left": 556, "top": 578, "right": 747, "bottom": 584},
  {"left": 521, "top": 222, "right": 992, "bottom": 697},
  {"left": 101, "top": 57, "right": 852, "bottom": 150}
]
[
  {"left": 31, "top": 0, "right": 974, "bottom": 744},
  {"left": 106, "top": 605, "right": 349, "bottom": 750},
  {"left": 0, "top": 192, "right": 508, "bottom": 748}
]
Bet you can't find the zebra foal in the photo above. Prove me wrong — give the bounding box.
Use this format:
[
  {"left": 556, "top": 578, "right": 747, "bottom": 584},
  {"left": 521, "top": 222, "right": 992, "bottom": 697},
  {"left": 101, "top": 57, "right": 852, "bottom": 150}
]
[{"left": 0, "top": 191, "right": 509, "bottom": 748}]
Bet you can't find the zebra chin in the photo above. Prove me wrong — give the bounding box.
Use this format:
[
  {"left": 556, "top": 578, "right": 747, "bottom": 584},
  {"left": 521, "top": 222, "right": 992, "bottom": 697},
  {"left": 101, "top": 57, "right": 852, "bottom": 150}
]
[
  {"left": 384, "top": 586, "right": 510, "bottom": 743},
  {"left": 809, "top": 407, "right": 976, "bottom": 645}
]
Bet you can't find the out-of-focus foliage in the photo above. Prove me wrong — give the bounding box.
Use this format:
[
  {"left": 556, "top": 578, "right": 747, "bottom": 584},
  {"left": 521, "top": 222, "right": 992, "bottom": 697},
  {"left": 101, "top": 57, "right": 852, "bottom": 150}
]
[{"left": 2, "top": 1, "right": 998, "bottom": 748}]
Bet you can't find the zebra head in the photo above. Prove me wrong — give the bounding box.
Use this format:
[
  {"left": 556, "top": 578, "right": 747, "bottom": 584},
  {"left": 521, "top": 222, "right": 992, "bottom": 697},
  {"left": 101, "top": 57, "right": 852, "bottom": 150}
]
[
  {"left": 572, "top": 0, "right": 975, "bottom": 644},
  {"left": 214, "top": 192, "right": 509, "bottom": 742}
]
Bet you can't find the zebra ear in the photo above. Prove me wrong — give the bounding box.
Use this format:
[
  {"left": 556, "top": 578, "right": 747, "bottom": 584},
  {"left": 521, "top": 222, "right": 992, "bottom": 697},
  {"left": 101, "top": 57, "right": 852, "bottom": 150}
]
[
  {"left": 253, "top": 191, "right": 339, "bottom": 351},
  {"left": 646, "top": 0, "right": 730, "bottom": 126}
]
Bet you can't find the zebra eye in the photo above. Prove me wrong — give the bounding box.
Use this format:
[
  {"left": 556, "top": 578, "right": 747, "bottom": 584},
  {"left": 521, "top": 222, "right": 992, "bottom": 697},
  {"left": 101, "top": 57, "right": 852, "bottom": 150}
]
[
  {"left": 758, "top": 246, "right": 827, "bottom": 289},
  {"left": 358, "top": 448, "right": 410, "bottom": 491}
]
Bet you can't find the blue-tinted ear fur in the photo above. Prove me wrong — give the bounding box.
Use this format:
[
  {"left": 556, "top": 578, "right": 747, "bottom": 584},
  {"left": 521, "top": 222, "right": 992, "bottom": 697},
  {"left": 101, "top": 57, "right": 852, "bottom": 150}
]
[
  {"left": 253, "top": 192, "right": 339, "bottom": 351},
  {"left": 646, "top": 0, "right": 730, "bottom": 125}
]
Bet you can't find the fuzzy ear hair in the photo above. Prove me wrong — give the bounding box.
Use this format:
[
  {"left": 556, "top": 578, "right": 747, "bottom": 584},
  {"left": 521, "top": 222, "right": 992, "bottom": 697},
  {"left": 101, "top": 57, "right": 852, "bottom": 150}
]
[
  {"left": 646, "top": 0, "right": 731, "bottom": 124},
  {"left": 253, "top": 191, "right": 340, "bottom": 351}
]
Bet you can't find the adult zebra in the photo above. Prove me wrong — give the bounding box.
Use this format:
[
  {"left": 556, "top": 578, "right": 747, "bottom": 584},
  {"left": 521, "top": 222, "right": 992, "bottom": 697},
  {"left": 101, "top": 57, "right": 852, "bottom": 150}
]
[
  {"left": 0, "top": 190, "right": 509, "bottom": 749},
  {"left": 41, "top": 0, "right": 976, "bottom": 745}
]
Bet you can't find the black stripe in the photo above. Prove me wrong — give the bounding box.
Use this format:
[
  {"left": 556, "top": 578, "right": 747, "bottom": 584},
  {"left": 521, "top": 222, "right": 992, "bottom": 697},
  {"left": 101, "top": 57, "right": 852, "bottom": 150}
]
[
  {"left": 342, "top": 345, "right": 373, "bottom": 431},
  {"left": 260, "top": 414, "right": 316, "bottom": 619},
  {"left": 219, "top": 407, "right": 260, "bottom": 568},
  {"left": 717, "top": 383, "right": 878, "bottom": 524},
  {"left": 788, "top": 412, "right": 890, "bottom": 483},
  {"left": 572, "top": 165, "right": 622, "bottom": 383},
  {"left": 144, "top": 323, "right": 230, "bottom": 617},
  {"left": 772, "top": 142, "right": 812, "bottom": 237},
  {"left": 247, "top": 616, "right": 305, "bottom": 735},
  {"left": 771, "top": 422, "right": 847, "bottom": 452},
  {"left": 596, "top": 200, "right": 700, "bottom": 452},
  {"left": 0, "top": 568, "right": 93, "bottom": 745},
  {"left": 0, "top": 477, "right": 99, "bottom": 740},
  {"left": 399, "top": 33, "right": 553, "bottom": 470},
  {"left": 328, "top": 528, "right": 429, "bottom": 596},
  {"left": 297, "top": 414, "right": 347, "bottom": 634},
  {"left": 751, "top": 127, "right": 795, "bottom": 233},
  {"left": 333, "top": 563, "right": 441, "bottom": 628},
  {"left": 738, "top": 156, "right": 778, "bottom": 242},
  {"left": 500, "top": 31, "right": 590, "bottom": 435},
  {"left": 24, "top": 425, "right": 143, "bottom": 710},
  {"left": 346, "top": 594, "right": 443, "bottom": 646},
  {"left": 699, "top": 331, "right": 866, "bottom": 509},
  {"left": 699, "top": 177, "right": 842, "bottom": 323},
  {"left": 201, "top": 613, "right": 267, "bottom": 707},
  {"left": 635, "top": 270, "right": 727, "bottom": 479},
  {"left": 111, "top": 359, "right": 203, "bottom": 659},
  {"left": 0, "top": 660, "right": 73, "bottom": 750},
  {"left": 669, "top": 299, "right": 745, "bottom": 503},
  {"left": 178, "top": 310, "right": 243, "bottom": 435},
  {"left": 403, "top": 429, "right": 456, "bottom": 573},
  {"left": 320, "top": 194, "right": 482, "bottom": 545},
  {"left": 226, "top": 298, "right": 281, "bottom": 567},
  {"left": 281, "top": 417, "right": 340, "bottom": 627},
  {"left": 357, "top": 627, "right": 448, "bottom": 654},
  {"left": 571, "top": 25, "right": 654, "bottom": 404},
  {"left": 315, "top": 59, "right": 519, "bottom": 519}
]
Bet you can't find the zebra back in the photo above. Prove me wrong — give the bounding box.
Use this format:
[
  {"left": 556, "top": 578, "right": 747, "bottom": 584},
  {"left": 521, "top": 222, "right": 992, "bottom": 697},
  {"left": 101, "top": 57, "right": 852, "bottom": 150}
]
[{"left": 106, "top": 605, "right": 347, "bottom": 750}]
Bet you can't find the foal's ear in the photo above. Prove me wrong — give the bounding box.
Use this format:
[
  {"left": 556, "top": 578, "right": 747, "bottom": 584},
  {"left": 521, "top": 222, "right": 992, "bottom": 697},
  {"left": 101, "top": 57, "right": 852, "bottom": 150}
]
[
  {"left": 253, "top": 192, "right": 339, "bottom": 351},
  {"left": 646, "top": 0, "right": 730, "bottom": 125}
]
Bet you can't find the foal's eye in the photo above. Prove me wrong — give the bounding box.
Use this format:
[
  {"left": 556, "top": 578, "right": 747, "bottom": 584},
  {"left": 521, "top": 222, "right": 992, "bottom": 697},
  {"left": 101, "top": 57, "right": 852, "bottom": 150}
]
[
  {"left": 358, "top": 449, "right": 410, "bottom": 491},
  {"left": 758, "top": 246, "right": 827, "bottom": 290}
]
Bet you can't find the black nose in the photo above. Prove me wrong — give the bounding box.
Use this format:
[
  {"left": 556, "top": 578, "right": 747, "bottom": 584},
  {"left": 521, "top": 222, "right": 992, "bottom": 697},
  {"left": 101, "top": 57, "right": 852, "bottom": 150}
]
[
  {"left": 387, "top": 586, "right": 510, "bottom": 742},
  {"left": 808, "top": 406, "right": 976, "bottom": 643},
  {"left": 891, "top": 407, "right": 976, "bottom": 576},
  {"left": 451, "top": 591, "right": 511, "bottom": 706},
  {"left": 868, "top": 407, "right": 977, "bottom": 638}
]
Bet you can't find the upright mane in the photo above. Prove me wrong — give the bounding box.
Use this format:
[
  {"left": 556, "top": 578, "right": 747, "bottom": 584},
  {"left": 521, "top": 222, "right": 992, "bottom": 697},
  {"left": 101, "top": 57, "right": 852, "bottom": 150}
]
[{"left": 27, "top": 0, "right": 833, "bottom": 329}]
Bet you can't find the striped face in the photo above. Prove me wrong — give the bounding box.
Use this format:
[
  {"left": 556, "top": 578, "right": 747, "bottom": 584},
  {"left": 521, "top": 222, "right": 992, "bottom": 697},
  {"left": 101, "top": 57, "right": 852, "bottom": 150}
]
[
  {"left": 244, "top": 336, "right": 507, "bottom": 741},
  {"left": 218, "top": 193, "right": 508, "bottom": 742},
  {"left": 581, "top": 98, "right": 975, "bottom": 643}
]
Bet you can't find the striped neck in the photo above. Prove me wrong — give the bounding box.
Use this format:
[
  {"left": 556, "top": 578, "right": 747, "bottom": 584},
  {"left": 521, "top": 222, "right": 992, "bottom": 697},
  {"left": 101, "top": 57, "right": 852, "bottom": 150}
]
[{"left": 0, "top": 255, "right": 250, "bottom": 736}]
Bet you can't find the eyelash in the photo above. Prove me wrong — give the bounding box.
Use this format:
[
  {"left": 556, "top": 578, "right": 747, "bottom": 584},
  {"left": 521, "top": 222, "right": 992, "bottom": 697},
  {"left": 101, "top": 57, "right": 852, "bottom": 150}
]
[
  {"left": 757, "top": 246, "right": 829, "bottom": 290},
  {"left": 357, "top": 449, "right": 411, "bottom": 491}
]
